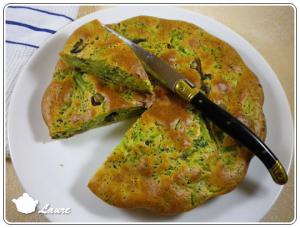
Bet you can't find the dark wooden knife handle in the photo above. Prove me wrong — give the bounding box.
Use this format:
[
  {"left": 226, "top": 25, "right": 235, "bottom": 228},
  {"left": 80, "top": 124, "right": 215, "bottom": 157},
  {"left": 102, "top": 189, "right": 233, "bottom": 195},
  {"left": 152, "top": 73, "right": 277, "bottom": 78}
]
[{"left": 190, "top": 92, "right": 288, "bottom": 185}]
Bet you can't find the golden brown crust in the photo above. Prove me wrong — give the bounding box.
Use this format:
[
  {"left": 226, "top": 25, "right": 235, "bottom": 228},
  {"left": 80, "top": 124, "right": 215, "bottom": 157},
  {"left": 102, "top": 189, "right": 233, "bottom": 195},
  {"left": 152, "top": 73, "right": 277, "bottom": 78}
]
[{"left": 42, "top": 77, "right": 74, "bottom": 127}]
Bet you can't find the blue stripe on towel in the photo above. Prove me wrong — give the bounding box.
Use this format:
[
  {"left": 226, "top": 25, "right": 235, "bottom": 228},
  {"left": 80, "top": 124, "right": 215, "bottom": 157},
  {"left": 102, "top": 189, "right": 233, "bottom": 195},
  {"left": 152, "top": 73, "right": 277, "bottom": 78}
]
[
  {"left": 8, "top": 6, "right": 74, "bottom": 21},
  {"left": 6, "top": 40, "right": 39, "bottom": 49},
  {"left": 6, "top": 20, "right": 56, "bottom": 34}
]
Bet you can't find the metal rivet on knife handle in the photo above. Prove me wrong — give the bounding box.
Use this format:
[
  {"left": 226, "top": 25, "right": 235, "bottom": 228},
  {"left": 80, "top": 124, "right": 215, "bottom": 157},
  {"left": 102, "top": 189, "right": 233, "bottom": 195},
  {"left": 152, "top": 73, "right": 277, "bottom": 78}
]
[
  {"left": 269, "top": 160, "right": 288, "bottom": 185},
  {"left": 174, "top": 79, "right": 199, "bottom": 101}
]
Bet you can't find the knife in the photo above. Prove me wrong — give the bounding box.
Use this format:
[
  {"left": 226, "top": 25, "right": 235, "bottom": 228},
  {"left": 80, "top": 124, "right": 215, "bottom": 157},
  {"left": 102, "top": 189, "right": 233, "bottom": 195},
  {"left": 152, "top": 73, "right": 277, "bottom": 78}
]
[{"left": 105, "top": 25, "right": 288, "bottom": 185}]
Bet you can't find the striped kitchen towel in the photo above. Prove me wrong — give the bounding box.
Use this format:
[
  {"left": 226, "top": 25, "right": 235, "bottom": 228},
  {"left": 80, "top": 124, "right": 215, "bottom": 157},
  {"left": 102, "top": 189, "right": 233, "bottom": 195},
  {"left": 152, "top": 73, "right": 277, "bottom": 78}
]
[{"left": 5, "top": 5, "right": 79, "bottom": 156}]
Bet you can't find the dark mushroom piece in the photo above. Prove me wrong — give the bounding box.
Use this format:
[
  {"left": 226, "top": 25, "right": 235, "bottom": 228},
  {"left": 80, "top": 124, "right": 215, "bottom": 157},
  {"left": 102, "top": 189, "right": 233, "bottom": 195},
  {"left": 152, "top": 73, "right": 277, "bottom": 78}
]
[
  {"left": 70, "top": 38, "right": 86, "bottom": 54},
  {"left": 91, "top": 93, "right": 105, "bottom": 106}
]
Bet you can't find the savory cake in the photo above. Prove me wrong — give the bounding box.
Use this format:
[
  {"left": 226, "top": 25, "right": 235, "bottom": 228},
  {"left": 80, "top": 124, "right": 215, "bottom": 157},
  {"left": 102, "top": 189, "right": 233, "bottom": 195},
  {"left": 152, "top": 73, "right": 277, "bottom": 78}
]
[
  {"left": 88, "top": 16, "right": 266, "bottom": 214},
  {"left": 60, "top": 20, "right": 153, "bottom": 93},
  {"left": 42, "top": 60, "right": 152, "bottom": 139}
]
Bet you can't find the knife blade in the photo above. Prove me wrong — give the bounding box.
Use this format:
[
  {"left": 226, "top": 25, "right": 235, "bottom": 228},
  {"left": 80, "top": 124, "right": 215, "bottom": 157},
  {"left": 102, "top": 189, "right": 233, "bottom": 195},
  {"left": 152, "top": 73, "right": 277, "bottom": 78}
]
[{"left": 105, "top": 25, "right": 288, "bottom": 185}]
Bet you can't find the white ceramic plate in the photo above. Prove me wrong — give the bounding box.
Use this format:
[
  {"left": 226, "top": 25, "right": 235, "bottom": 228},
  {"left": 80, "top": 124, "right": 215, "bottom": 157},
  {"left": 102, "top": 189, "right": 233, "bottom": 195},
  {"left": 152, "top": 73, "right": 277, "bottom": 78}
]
[{"left": 8, "top": 6, "right": 293, "bottom": 223}]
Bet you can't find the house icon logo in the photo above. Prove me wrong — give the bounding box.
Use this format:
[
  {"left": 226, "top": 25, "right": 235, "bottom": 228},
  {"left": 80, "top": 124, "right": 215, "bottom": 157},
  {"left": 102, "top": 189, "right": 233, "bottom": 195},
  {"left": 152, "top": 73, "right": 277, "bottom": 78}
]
[{"left": 12, "top": 193, "right": 38, "bottom": 214}]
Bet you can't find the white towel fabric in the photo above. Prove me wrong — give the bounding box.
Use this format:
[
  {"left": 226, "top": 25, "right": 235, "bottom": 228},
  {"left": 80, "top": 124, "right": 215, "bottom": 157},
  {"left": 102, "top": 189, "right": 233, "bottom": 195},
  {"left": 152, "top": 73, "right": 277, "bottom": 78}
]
[{"left": 5, "top": 5, "right": 79, "bottom": 156}]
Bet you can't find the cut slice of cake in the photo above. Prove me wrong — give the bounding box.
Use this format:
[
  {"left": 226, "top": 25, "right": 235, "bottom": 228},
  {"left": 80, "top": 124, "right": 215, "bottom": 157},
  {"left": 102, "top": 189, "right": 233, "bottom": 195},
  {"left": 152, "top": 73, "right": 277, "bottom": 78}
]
[
  {"left": 60, "top": 19, "right": 153, "bottom": 93},
  {"left": 42, "top": 60, "right": 152, "bottom": 139}
]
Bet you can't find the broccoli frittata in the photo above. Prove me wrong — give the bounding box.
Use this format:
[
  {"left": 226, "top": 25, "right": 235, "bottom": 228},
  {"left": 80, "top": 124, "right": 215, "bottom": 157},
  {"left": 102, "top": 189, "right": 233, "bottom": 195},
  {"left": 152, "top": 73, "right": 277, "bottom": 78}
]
[
  {"left": 88, "top": 16, "right": 266, "bottom": 214},
  {"left": 42, "top": 60, "right": 152, "bottom": 139},
  {"left": 60, "top": 20, "right": 153, "bottom": 93}
]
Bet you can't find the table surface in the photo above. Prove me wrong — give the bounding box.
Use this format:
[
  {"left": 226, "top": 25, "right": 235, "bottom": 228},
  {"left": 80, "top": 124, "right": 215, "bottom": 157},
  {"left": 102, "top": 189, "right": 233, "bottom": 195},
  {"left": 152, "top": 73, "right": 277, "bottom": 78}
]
[{"left": 5, "top": 5, "right": 294, "bottom": 223}]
